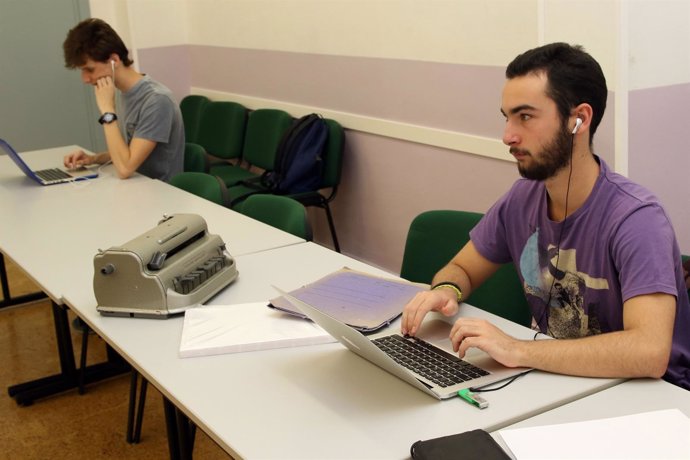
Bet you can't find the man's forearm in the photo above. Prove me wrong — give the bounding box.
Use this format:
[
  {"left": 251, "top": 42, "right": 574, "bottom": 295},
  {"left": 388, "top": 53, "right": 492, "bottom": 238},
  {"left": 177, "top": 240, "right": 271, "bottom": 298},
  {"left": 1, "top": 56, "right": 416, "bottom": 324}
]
[
  {"left": 431, "top": 262, "right": 474, "bottom": 300},
  {"left": 515, "top": 330, "right": 670, "bottom": 379},
  {"left": 102, "top": 123, "right": 136, "bottom": 178}
]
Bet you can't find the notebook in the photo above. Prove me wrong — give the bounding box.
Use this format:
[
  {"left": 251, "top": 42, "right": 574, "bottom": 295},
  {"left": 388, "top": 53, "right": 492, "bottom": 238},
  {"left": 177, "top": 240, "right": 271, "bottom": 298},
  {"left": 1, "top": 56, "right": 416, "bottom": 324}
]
[
  {"left": 268, "top": 268, "right": 425, "bottom": 332},
  {"left": 276, "top": 289, "right": 531, "bottom": 400},
  {"left": 1, "top": 138, "right": 99, "bottom": 185}
]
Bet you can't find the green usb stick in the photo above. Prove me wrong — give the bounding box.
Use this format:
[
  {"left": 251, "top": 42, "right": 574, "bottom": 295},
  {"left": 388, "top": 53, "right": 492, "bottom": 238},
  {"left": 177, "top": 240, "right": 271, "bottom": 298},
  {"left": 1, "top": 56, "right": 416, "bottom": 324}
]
[{"left": 458, "top": 389, "right": 489, "bottom": 409}]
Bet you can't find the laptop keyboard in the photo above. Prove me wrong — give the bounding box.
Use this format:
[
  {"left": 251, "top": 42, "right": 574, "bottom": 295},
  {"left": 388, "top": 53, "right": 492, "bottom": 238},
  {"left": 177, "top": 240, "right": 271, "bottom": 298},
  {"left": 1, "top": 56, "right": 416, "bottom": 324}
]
[
  {"left": 35, "top": 168, "right": 71, "bottom": 182},
  {"left": 373, "top": 334, "right": 490, "bottom": 388}
]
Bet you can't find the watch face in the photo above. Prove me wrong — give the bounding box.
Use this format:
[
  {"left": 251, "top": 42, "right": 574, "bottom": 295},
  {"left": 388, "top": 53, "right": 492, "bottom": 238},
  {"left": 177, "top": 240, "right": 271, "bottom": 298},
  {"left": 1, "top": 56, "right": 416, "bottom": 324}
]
[{"left": 99, "top": 112, "right": 117, "bottom": 124}]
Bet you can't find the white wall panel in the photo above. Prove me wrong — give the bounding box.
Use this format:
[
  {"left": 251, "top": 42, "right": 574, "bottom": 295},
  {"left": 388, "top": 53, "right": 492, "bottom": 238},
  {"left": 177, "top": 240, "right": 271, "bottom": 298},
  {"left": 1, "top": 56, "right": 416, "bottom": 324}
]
[
  {"left": 628, "top": 0, "right": 690, "bottom": 89},
  {"left": 542, "top": 0, "right": 618, "bottom": 90}
]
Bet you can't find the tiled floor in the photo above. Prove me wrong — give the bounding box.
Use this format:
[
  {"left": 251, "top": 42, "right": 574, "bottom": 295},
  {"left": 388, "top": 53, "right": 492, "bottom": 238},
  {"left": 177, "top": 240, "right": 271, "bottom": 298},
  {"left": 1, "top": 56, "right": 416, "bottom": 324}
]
[{"left": 0, "top": 257, "right": 232, "bottom": 459}]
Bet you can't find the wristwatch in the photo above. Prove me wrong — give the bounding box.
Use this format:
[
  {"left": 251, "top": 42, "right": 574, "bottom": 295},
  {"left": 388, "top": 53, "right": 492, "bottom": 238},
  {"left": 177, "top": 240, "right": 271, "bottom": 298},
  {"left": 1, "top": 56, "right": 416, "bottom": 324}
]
[{"left": 98, "top": 112, "right": 118, "bottom": 125}]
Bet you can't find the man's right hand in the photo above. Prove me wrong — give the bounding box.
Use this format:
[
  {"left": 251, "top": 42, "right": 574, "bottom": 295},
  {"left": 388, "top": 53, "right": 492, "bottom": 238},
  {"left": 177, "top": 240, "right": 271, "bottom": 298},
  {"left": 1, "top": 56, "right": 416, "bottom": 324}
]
[
  {"left": 401, "top": 288, "right": 459, "bottom": 336},
  {"left": 63, "top": 149, "right": 94, "bottom": 169}
]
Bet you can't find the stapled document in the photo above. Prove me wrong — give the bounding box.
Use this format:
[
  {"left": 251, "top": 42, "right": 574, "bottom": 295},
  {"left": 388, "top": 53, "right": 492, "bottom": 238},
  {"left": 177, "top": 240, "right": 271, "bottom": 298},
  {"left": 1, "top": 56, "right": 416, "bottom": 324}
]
[{"left": 268, "top": 268, "right": 426, "bottom": 332}]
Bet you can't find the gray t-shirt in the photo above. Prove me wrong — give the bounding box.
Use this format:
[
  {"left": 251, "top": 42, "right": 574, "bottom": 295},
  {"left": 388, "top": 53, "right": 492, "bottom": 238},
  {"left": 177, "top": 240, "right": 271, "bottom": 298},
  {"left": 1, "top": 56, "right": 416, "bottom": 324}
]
[
  {"left": 121, "top": 75, "right": 184, "bottom": 182},
  {"left": 470, "top": 156, "right": 690, "bottom": 390}
]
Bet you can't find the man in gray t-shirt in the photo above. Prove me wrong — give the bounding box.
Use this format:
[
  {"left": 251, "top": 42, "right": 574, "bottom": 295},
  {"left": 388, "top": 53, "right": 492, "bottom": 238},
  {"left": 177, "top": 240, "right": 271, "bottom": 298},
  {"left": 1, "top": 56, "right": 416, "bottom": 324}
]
[
  {"left": 61, "top": 18, "right": 184, "bottom": 182},
  {"left": 402, "top": 43, "right": 689, "bottom": 389}
]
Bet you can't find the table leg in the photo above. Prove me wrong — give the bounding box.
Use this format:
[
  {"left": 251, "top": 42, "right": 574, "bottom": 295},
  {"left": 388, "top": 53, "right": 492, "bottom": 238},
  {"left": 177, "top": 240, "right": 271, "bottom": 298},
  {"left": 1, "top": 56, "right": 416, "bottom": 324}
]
[
  {"left": 0, "top": 252, "right": 46, "bottom": 309},
  {"left": 164, "top": 397, "right": 195, "bottom": 460},
  {"left": 7, "top": 300, "right": 130, "bottom": 406}
]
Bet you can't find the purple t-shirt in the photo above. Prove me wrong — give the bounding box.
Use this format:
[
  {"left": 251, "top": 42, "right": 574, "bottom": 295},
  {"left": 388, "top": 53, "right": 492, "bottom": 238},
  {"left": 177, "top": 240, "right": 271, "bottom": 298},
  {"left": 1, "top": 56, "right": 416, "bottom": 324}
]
[{"left": 470, "top": 157, "right": 690, "bottom": 390}]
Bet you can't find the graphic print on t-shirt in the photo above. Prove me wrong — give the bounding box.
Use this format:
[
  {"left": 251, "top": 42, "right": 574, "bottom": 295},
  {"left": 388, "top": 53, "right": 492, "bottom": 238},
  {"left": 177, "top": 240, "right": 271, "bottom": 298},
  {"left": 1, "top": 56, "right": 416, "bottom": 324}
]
[{"left": 520, "top": 230, "right": 609, "bottom": 338}]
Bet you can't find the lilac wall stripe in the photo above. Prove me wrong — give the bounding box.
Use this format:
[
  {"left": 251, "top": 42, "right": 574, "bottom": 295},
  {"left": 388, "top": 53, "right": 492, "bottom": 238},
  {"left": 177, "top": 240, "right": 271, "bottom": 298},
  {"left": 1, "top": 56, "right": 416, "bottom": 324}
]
[
  {"left": 189, "top": 45, "right": 507, "bottom": 138},
  {"left": 137, "top": 46, "right": 193, "bottom": 105}
]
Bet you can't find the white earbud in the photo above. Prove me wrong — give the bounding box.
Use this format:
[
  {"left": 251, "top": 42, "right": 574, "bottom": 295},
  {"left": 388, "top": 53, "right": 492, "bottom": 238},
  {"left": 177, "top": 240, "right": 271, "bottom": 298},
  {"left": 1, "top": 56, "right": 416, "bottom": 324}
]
[{"left": 572, "top": 117, "right": 583, "bottom": 134}]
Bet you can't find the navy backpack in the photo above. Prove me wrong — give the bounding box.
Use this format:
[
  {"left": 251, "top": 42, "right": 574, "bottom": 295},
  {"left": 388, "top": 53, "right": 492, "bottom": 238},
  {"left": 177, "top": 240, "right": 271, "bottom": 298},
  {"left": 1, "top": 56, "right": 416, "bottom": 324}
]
[{"left": 261, "top": 113, "right": 328, "bottom": 194}]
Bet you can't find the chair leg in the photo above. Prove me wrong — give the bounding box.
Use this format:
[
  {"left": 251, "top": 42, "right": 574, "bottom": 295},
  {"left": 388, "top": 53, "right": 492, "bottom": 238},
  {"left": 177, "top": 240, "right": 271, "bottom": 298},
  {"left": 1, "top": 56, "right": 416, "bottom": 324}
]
[{"left": 323, "top": 203, "right": 340, "bottom": 253}]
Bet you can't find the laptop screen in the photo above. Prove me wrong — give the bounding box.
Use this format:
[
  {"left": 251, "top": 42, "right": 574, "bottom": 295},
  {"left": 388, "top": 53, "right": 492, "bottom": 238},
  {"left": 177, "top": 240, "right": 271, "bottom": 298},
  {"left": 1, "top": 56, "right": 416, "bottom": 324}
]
[{"left": 0, "top": 138, "right": 39, "bottom": 179}]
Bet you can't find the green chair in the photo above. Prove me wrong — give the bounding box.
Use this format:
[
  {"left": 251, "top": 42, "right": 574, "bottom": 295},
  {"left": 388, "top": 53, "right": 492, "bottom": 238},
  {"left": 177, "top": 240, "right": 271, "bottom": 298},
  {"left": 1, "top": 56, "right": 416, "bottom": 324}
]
[
  {"left": 210, "top": 108, "right": 292, "bottom": 187},
  {"left": 400, "top": 210, "right": 531, "bottom": 327},
  {"left": 240, "top": 194, "right": 312, "bottom": 241},
  {"left": 179, "top": 94, "right": 209, "bottom": 144},
  {"left": 184, "top": 142, "right": 209, "bottom": 173},
  {"left": 169, "top": 172, "right": 229, "bottom": 207},
  {"left": 227, "top": 117, "right": 345, "bottom": 251},
  {"left": 193, "top": 100, "right": 247, "bottom": 165}
]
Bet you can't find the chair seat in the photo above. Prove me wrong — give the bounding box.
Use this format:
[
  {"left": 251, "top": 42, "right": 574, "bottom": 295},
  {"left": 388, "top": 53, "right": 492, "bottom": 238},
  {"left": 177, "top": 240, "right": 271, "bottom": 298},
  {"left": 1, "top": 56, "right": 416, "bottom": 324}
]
[
  {"left": 227, "top": 183, "right": 267, "bottom": 211},
  {"left": 210, "top": 163, "right": 259, "bottom": 187}
]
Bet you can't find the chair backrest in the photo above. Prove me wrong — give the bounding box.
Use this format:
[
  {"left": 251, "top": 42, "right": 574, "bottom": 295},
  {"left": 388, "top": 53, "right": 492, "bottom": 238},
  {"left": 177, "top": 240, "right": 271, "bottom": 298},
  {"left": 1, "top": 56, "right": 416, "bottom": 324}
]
[
  {"left": 400, "top": 210, "right": 531, "bottom": 327},
  {"left": 240, "top": 194, "right": 312, "bottom": 240},
  {"left": 169, "top": 172, "right": 228, "bottom": 207},
  {"left": 320, "top": 119, "right": 345, "bottom": 190},
  {"left": 184, "top": 142, "right": 209, "bottom": 173},
  {"left": 242, "top": 109, "right": 292, "bottom": 170},
  {"left": 179, "top": 95, "right": 209, "bottom": 144},
  {"left": 196, "top": 101, "right": 247, "bottom": 160}
]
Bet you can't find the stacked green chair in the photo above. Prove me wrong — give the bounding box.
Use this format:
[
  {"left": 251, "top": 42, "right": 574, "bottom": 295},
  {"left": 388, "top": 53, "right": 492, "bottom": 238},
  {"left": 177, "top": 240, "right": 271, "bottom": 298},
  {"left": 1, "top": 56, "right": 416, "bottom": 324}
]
[
  {"left": 179, "top": 94, "right": 209, "bottom": 144},
  {"left": 241, "top": 194, "right": 312, "bottom": 241},
  {"left": 169, "top": 172, "right": 229, "bottom": 207},
  {"left": 183, "top": 143, "right": 209, "bottom": 173},
  {"left": 193, "top": 101, "right": 247, "bottom": 167},
  {"left": 210, "top": 108, "right": 292, "bottom": 187},
  {"left": 227, "top": 117, "right": 345, "bottom": 252},
  {"left": 400, "top": 210, "right": 531, "bottom": 327}
]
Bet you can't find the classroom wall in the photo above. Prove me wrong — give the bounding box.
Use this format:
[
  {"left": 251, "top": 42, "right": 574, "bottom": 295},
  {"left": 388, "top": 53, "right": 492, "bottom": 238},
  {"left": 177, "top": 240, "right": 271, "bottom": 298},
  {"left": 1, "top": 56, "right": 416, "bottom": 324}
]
[
  {"left": 90, "top": 0, "right": 690, "bottom": 273},
  {"left": 626, "top": 1, "right": 690, "bottom": 259}
]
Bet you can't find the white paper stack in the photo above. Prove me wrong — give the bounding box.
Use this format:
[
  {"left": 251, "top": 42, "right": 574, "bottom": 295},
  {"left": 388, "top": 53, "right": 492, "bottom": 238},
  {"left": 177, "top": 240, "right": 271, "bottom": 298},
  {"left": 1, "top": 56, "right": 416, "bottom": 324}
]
[
  {"left": 499, "top": 408, "right": 690, "bottom": 459},
  {"left": 179, "top": 302, "right": 335, "bottom": 357}
]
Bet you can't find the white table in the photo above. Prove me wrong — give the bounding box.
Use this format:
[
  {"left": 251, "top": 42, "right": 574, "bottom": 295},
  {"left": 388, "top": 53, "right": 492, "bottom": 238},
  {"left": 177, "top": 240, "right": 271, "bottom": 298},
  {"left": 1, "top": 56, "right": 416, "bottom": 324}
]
[
  {"left": 1, "top": 145, "right": 304, "bottom": 407},
  {"left": 492, "top": 378, "right": 690, "bottom": 459},
  {"left": 0, "top": 146, "right": 303, "bottom": 304},
  {"left": 64, "top": 242, "right": 622, "bottom": 459}
]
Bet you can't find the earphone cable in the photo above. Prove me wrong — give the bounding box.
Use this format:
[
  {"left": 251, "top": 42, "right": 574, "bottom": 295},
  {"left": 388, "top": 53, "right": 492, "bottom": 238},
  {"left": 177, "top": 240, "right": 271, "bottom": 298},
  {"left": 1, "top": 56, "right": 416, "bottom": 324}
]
[{"left": 533, "top": 127, "right": 576, "bottom": 339}]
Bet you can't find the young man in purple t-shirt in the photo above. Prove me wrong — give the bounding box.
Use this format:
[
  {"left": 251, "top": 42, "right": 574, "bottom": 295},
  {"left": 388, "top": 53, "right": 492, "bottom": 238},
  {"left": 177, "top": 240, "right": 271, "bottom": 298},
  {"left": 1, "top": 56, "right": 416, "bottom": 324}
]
[{"left": 402, "top": 43, "right": 690, "bottom": 390}]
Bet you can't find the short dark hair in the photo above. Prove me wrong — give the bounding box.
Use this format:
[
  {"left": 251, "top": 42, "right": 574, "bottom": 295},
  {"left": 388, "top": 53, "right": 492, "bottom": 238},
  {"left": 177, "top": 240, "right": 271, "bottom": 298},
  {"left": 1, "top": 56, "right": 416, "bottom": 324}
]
[
  {"left": 63, "top": 18, "right": 133, "bottom": 68},
  {"left": 506, "top": 43, "right": 607, "bottom": 143}
]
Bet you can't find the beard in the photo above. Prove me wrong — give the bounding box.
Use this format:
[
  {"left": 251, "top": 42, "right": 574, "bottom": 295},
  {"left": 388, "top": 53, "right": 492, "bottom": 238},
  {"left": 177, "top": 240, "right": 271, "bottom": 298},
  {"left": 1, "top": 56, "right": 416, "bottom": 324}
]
[{"left": 513, "top": 124, "right": 573, "bottom": 181}]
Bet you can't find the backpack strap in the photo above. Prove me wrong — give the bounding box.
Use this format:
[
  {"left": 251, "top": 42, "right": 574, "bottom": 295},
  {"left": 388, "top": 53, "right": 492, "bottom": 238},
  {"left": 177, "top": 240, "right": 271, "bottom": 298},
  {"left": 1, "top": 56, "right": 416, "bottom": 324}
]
[{"left": 214, "top": 175, "right": 232, "bottom": 208}]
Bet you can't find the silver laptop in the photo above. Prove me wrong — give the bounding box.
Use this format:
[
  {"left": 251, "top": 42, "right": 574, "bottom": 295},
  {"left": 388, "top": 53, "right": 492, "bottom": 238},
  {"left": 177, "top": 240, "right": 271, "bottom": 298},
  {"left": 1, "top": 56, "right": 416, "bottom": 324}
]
[
  {"left": 278, "top": 289, "right": 531, "bottom": 400},
  {"left": 1, "top": 138, "right": 98, "bottom": 185}
]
